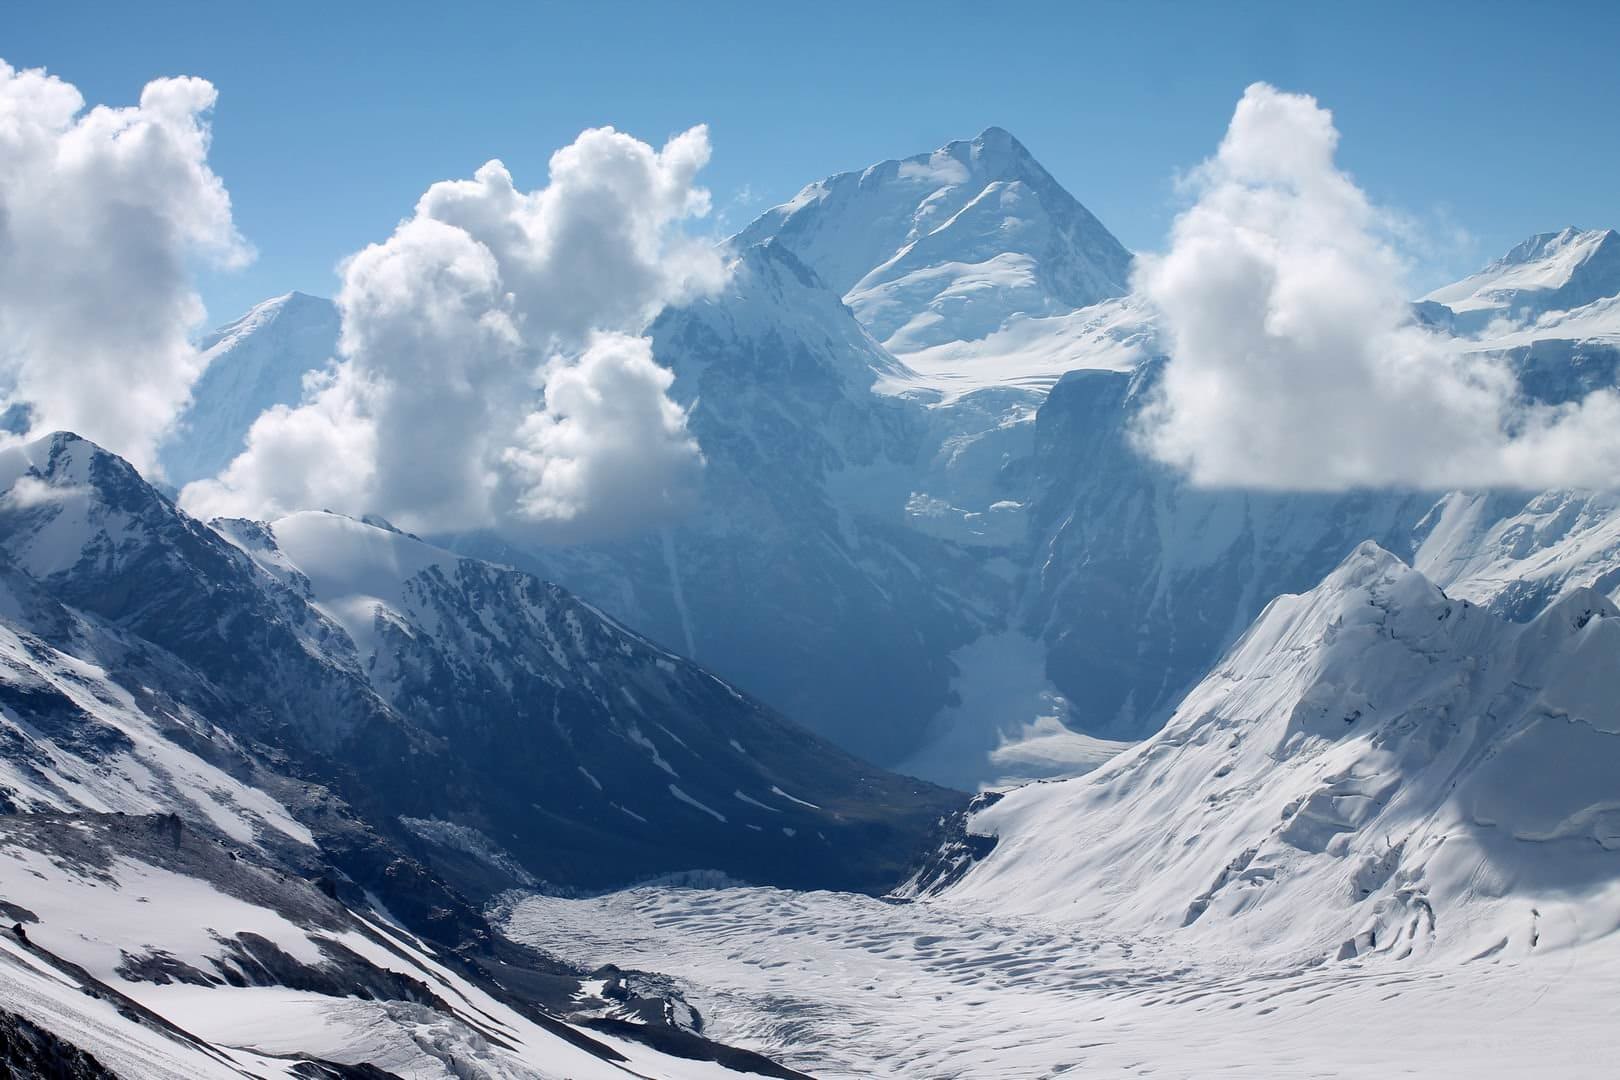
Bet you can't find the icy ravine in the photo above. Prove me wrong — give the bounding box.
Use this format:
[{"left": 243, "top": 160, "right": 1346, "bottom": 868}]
[{"left": 930, "top": 543, "right": 1620, "bottom": 964}]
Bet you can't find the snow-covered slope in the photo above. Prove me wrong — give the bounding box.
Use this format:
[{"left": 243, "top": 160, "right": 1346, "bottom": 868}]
[
  {"left": 1425, "top": 227, "right": 1620, "bottom": 325},
  {"left": 160, "top": 291, "right": 338, "bottom": 487},
  {"left": 738, "top": 127, "right": 1133, "bottom": 355},
  {"left": 0, "top": 812, "right": 805, "bottom": 1080},
  {"left": 923, "top": 544, "right": 1620, "bottom": 965}
]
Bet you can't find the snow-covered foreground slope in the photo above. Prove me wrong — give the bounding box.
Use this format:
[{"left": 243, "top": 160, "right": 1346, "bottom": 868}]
[
  {"left": 0, "top": 609, "right": 809, "bottom": 1077},
  {"left": 0, "top": 814, "right": 800, "bottom": 1080},
  {"left": 929, "top": 544, "right": 1620, "bottom": 964},
  {"left": 503, "top": 884, "right": 1620, "bottom": 1080}
]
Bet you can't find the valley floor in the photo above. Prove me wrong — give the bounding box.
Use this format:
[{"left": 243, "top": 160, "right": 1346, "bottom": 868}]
[{"left": 502, "top": 886, "right": 1620, "bottom": 1079}]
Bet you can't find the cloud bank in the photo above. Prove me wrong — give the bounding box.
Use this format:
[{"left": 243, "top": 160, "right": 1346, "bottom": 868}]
[
  {"left": 1133, "top": 82, "right": 1620, "bottom": 492},
  {"left": 0, "top": 60, "right": 247, "bottom": 474},
  {"left": 182, "top": 126, "right": 726, "bottom": 539}
]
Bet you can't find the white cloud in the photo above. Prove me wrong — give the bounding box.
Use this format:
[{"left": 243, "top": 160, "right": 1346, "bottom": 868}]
[
  {"left": 182, "top": 126, "right": 725, "bottom": 538},
  {"left": 501, "top": 331, "right": 703, "bottom": 541},
  {"left": 0, "top": 60, "right": 248, "bottom": 475},
  {"left": 1133, "top": 83, "right": 1620, "bottom": 492},
  {"left": 4, "top": 474, "right": 89, "bottom": 508}
]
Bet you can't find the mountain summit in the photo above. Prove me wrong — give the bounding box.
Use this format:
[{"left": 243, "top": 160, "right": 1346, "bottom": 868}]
[
  {"left": 737, "top": 128, "right": 1133, "bottom": 353},
  {"left": 1424, "top": 226, "right": 1620, "bottom": 324}
]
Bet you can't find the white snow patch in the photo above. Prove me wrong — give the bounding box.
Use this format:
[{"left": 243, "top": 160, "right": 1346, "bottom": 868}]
[{"left": 667, "top": 784, "right": 727, "bottom": 823}]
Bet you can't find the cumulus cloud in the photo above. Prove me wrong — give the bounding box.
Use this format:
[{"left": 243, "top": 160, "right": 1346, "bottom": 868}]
[
  {"left": 0, "top": 60, "right": 248, "bottom": 475},
  {"left": 182, "top": 126, "right": 725, "bottom": 539},
  {"left": 502, "top": 332, "right": 703, "bottom": 540},
  {"left": 1133, "top": 82, "right": 1620, "bottom": 492}
]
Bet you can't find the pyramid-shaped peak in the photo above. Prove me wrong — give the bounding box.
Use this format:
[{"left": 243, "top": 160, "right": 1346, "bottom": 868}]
[
  {"left": 736, "top": 125, "right": 1131, "bottom": 326},
  {"left": 968, "top": 125, "right": 1029, "bottom": 157}
]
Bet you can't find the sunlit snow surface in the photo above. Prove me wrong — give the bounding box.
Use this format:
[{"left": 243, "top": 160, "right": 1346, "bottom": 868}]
[
  {"left": 1424, "top": 227, "right": 1620, "bottom": 318},
  {"left": 874, "top": 297, "right": 1153, "bottom": 404},
  {"left": 503, "top": 885, "right": 1620, "bottom": 1079}
]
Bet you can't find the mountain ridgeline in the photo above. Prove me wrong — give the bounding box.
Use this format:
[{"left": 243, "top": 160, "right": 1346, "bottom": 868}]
[{"left": 0, "top": 431, "right": 958, "bottom": 895}]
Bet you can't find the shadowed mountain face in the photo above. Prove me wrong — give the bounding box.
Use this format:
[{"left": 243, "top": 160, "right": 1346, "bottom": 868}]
[
  {"left": 456, "top": 241, "right": 999, "bottom": 765},
  {"left": 0, "top": 431, "right": 960, "bottom": 894}
]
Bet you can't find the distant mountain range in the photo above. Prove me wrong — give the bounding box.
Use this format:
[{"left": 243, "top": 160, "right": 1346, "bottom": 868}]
[{"left": 156, "top": 127, "right": 1620, "bottom": 793}]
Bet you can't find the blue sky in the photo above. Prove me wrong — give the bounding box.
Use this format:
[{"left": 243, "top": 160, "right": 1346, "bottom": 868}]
[{"left": 5, "top": 0, "right": 1617, "bottom": 327}]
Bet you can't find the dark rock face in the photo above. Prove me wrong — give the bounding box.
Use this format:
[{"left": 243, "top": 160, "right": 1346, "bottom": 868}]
[
  {"left": 893, "top": 790, "right": 1005, "bottom": 898},
  {"left": 0, "top": 1006, "right": 119, "bottom": 1080}
]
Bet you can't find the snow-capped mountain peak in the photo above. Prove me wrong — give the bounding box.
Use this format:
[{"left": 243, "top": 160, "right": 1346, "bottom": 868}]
[
  {"left": 737, "top": 128, "right": 1133, "bottom": 354},
  {"left": 159, "top": 291, "right": 340, "bottom": 488},
  {"left": 1424, "top": 226, "right": 1620, "bottom": 323}
]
